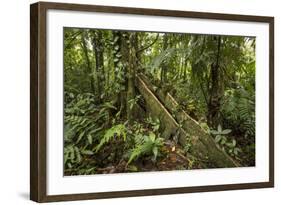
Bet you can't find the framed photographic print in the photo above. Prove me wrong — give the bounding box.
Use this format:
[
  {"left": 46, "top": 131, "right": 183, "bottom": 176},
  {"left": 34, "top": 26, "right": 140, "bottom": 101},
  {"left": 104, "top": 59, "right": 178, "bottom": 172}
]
[{"left": 30, "top": 1, "right": 274, "bottom": 202}]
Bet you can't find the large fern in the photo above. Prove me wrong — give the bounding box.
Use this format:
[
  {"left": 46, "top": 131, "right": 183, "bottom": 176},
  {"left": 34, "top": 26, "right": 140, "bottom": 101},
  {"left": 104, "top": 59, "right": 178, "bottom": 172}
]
[
  {"left": 222, "top": 87, "right": 255, "bottom": 138},
  {"left": 64, "top": 93, "right": 116, "bottom": 146},
  {"left": 94, "top": 124, "right": 126, "bottom": 152},
  {"left": 64, "top": 144, "right": 82, "bottom": 168},
  {"left": 127, "top": 132, "right": 163, "bottom": 165},
  {"left": 64, "top": 92, "right": 117, "bottom": 173}
]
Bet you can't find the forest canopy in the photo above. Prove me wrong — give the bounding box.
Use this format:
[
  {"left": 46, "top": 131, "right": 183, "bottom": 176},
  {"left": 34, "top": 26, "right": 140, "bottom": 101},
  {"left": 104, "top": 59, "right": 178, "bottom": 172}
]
[{"left": 63, "top": 27, "right": 255, "bottom": 175}]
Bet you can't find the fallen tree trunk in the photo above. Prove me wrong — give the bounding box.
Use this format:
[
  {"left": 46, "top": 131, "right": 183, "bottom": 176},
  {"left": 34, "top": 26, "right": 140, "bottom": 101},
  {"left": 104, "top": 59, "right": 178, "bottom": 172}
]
[
  {"left": 135, "top": 75, "right": 187, "bottom": 142},
  {"left": 136, "top": 73, "right": 239, "bottom": 168}
]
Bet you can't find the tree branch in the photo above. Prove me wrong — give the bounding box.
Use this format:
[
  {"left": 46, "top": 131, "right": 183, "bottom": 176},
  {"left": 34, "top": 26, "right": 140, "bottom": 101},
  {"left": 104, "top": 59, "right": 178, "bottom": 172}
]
[
  {"left": 65, "top": 31, "right": 83, "bottom": 50},
  {"left": 137, "top": 34, "right": 159, "bottom": 54}
]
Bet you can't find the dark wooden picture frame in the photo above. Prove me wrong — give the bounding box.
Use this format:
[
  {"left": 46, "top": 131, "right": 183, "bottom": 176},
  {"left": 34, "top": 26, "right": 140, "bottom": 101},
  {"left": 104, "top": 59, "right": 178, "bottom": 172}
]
[{"left": 30, "top": 1, "right": 274, "bottom": 202}]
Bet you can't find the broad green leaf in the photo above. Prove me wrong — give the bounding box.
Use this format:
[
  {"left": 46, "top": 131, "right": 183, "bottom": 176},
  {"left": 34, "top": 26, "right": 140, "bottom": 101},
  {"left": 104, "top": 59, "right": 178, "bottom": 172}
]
[
  {"left": 76, "top": 131, "right": 85, "bottom": 143},
  {"left": 149, "top": 132, "right": 156, "bottom": 142},
  {"left": 210, "top": 130, "right": 220, "bottom": 135},
  {"left": 152, "top": 147, "right": 158, "bottom": 159},
  {"left": 217, "top": 124, "right": 222, "bottom": 132},
  {"left": 215, "top": 135, "right": 222, "bottom": 143},
  {"left": 81, "top": 150, "right": 94, "bottom": 155},
  {"left": 87, "top": 134, "right": 93, "bottom": 144},
  {"left": 74, "top": 146, "right": 81, "bottom": 163},
  {"left": 232, "top": 139, "right": 236, "bottom": 147},
  {"left": 221, "top": 129, "right": 232, "bottom": 135}
]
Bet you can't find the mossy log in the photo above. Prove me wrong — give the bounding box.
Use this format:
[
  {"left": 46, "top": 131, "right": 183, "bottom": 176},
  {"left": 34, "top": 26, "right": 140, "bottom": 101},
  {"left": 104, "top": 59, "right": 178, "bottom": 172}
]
[{"left": 136, "top": 74, "right": 239, "bottom": 168}]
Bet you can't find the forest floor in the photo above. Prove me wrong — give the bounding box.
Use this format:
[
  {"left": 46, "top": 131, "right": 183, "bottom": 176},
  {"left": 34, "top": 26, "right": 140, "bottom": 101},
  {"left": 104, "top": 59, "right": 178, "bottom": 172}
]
[
  {"left": 64, "top": 75, "right": 249, "bottom": 176},
  {"left": 89, "top": 140, "right": 201, "bottom": 175},
  {"left": 63, "top": 28, "right": 256, "bottom": 175}
]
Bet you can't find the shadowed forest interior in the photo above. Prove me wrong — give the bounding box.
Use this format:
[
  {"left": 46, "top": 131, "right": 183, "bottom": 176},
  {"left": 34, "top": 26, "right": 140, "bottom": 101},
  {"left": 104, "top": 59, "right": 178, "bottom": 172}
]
[{"left": 63, "top": 27, "right": 256, "bottom": 175}]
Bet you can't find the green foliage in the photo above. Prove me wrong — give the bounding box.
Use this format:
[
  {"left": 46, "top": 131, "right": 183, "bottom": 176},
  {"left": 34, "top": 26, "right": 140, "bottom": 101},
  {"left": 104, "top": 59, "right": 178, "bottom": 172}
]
[
  {"left": 64, "top": 144, "right": 81, "bottom": 168},
  {"left": 183, "top": 141, "right": 192, "bottom": 154},
  {"left": 63, "top": 91, "right": 118, "bottom": 174},
  {"left": 145, "top": 116, "right": 160, "bottom": 132},
  {"left": 128, "top": 95, "right": 141, "bottom": 111},
  {"left": 211, "top": 125, "right": 241, "bottom": 157},
  {"left": 222, "top": 88, "right": 255, "bottom": 138},
  {"left": 64, "top": 93, "right": 115, "bottom": 146},
  {"left": 225, "top": 139, "right": 242, "bottom": 157},
  {"left": 63, "top": 27, "right": 256, "bottom": 174},
  {"left": 211, "top": 124, "right": 232, "bottom": 145},
  {"left": 148, "top": 47, "right": 176, "bottom": 75},
  {"left": 94, "top": 124, "right": 127, "bottom": 152},
  {"left": 127, "top": 132, "right": 164, "bottom": 165}
]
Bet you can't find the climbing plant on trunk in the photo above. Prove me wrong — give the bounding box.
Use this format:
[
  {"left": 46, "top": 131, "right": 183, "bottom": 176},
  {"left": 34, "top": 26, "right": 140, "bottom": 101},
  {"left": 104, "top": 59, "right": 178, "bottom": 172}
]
[
  {"left": 207, "top": 36, "right": 224, "bottom": 128},
  {"left": 91, "top": 30, "right": 105, "bottom": 101}
]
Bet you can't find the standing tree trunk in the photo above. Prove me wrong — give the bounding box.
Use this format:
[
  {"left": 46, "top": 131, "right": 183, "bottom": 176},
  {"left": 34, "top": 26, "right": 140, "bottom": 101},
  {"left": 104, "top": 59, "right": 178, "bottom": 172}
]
[
  {"left": 91, "top": 30, "right": 105, "bottom": 101},
  {"left": 161, "top": 34, "right": 168, "bottom": 83},
  {"left": 112, "top": 31, "right": 128, "bottom": 118},
  {"left": 207, "top": 36, "right": 224, "bottom": 128},
  {"left": 112, "top": 31, "right": 122, "bottom": 83},
  {"left": 81, "top": 31, "right": 95, "bottom": 94},
  {"left": 126, "top": 32, "right": 138, "bottom": 121}
]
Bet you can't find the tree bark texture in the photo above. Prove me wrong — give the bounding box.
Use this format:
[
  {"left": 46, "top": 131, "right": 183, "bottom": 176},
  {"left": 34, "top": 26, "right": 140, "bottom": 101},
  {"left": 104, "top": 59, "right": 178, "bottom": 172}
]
[
  {"left": 81, "top": 31, "right": 95, "bottom": 94},
  {"left": 137, "top": 73, "right": 238, "bottom": 168},
  {"left": 91, "top": 30, "right": 105, "bottom": 101},
  {"left": 207, "top": 36, "right": 224, "bottom": 128}
]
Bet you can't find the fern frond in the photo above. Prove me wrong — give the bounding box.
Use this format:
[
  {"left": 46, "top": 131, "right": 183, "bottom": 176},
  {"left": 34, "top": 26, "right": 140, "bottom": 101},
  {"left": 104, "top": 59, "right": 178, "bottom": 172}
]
[
  {"left": 94, "top": 124, "right": 126, "bottom": 152},
  {"left": 127, "top": 133, "right": 163, "bottom": 165}
]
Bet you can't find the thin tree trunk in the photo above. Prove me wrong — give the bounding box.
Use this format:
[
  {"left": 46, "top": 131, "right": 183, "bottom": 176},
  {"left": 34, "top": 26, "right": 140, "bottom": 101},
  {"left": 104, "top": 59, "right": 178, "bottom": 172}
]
[
  {"left": 112, "top": 31, "right": 122, "bottom": 82},
  {"left": 207, "top": 36, "right": 224, "bottom": 128},
  {"left": 91, "top": 30, "right": 105, "bottom": 101},
  {"left": 112, "top": 31, "right": 128, "bottom": 118},
  {"left": 126, "top": 32, "right": 138, "bottom": 121},
  {"left": 161, "top": 34, "right": 168, "bottom": 82},
  {"left": 81, "top": 31, "right": 95, "bottom": 94}
]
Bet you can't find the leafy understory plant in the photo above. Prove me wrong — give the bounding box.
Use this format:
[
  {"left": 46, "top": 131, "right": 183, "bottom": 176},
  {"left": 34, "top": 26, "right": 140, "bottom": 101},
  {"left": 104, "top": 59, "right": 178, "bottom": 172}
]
[
  {"left": 64, "top": 144, "right": 82, "bottom": 168},
  {"left": 210, "top": 124, "right": 232, "bottom": 145},
  {"left": 145, "top": 116, "right": 160, "bottom": 132},
  {"left": 128, "top": 95, "right": 141, "bottom": 110},
  {"left": 211, "top": 125, "right": 241, "bottom": 157},
  {"left": 94, "top": 124, "right": 126, "bottom": 152},
  {"left": 127, "top": 132, "right": 164, "bottom": 165},
  {"left": 226, "top": 139, "right": 242, "bottom": 157}
]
